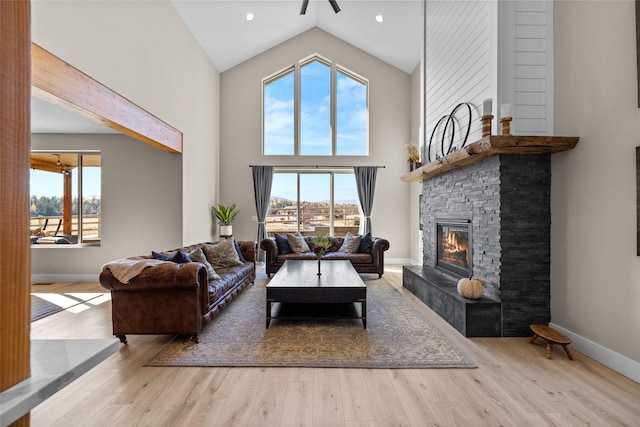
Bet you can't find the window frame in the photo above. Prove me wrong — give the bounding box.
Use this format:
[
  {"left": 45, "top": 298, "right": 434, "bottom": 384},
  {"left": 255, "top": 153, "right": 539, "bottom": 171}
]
[
  {"left": 266, "top": 169, "right": 361, "bottom": 237},
  {"left": 30, "top": 150, "right": 101, "bottom": 247},
  {"left": 262, "top": 54, "right": 369, "bottom": 157}
]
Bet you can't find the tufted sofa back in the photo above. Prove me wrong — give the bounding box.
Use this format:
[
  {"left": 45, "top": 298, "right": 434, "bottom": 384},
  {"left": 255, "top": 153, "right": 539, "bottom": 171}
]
[{"left": 303, "top": 236, "right": 345, "bottom": 252}]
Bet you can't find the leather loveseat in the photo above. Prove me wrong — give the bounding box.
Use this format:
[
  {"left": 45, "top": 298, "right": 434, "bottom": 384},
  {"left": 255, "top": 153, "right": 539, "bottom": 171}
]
[
  {"left": 260, "top": 234, "right": 389, "bottom": 278},
  {"left": 100, "top": 240, "right": 256, "bottom": 344}
]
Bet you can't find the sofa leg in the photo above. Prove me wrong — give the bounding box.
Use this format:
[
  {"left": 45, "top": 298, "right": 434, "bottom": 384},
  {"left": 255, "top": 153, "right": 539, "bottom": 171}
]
[
  {"left": 190, "top": 335, "right": 200, "bottom": 344},
  {"left": 116, "top": 334, "right": 128, "bottom": 345}
]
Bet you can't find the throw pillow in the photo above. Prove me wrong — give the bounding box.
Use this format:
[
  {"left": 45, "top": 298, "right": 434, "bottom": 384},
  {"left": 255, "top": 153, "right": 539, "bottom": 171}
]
[
  {"left": 202, "top": 239, "right": 244, "bottom": 270},
  {"left": 338, "top": 232, "right": 362, "bottom": 254},
  {"left": 151, "top": 250, "right": 192, "bottom": 264},
  {"left": 188, "top": 247, "right": 221, "bottom": 281},
  {"left": 286, "top": 232, "right": 311, "bottom": 254},
  {"left": 274, "top": 234, "right": 293, "bottom": 254},
  {"left": 151, "top": 251, "right": 169, "bottom": 260},
  {"left": 233, "top": 238, "right": 247, "bottom": 263},
  {"left": 357, "top": 232, "right": 373, "bottom": 253}
]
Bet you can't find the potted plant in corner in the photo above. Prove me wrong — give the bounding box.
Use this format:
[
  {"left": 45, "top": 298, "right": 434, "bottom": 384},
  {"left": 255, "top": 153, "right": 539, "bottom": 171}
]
[{"left": 212, "top": 203, "right": 239, "bottom": 237}]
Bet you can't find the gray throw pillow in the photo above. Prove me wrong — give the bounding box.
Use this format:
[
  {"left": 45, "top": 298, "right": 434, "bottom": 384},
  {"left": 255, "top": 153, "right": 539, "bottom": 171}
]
[
  {"left": 202, "top": 239, "right": 244, "bottom": 270},
  {"left": 338, "top": 232, "right": 362, "bottom": 254},
  {"left": 188, "top": 247, "right": 221, "bottom": 281},
  {"left": 286, "top": 232, "right": 311, "bottom": 254}
]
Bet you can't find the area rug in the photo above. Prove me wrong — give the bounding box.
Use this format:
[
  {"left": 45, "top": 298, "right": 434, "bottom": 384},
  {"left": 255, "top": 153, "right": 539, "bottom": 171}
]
[
  {"left": 145, "top": 277, "right": 476, "bottom": 369},
  {"left": 31, "top": 295, "right": 65, "bottom": 321}
]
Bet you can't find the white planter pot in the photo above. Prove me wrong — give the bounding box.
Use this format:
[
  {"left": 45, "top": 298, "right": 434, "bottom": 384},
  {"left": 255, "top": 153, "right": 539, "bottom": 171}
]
[{"left": 220, "top": 225, "right": 233, "bottom": 236}]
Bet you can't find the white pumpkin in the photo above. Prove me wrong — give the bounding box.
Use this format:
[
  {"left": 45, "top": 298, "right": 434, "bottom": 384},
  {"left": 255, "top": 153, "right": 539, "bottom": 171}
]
[{"left": 457, "top": 277, "right": 487, "bottom": 299}]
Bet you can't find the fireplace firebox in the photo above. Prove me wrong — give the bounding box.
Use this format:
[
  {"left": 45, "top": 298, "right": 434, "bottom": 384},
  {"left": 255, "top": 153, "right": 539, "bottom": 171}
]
[{"left": 436, "top": 219, "right": 472, "bottom": 278}]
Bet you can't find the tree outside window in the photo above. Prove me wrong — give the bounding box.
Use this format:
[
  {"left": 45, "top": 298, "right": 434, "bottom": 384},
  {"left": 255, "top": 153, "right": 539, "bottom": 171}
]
[{"left": 30, "top": 151, "right": 101, "bottom": 245}]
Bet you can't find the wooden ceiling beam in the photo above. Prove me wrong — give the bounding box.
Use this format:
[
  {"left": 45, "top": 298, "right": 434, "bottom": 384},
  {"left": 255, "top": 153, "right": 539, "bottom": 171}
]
[
  {"left": 31, "top": 42, "right": 183, "bottom": 153},
  {"left": 30, "top": 157, "right": 65, "bottom": 173}
]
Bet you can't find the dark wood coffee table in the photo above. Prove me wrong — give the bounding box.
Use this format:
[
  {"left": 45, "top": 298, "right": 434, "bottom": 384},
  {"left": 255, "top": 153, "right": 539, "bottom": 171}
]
[{"left": 266, "top": 260, "right": 367, "bottom": 328}]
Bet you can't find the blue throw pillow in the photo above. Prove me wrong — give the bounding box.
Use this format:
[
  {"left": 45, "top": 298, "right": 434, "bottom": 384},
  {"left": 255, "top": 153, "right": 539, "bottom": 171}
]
[
  {"left": 233, "top": 238, "right": 246, "bottom": 263},
  {"left": 151, "top": 251, "right": 169, "bottom": 261},
  {"left": 274, "top": 234, "right": 293, "bottom": 254},
  {"left": 151, "top": 250, "right": 192, "bottom": 264},
  {"left": 357, "top": 232, "right": 373, "bottom": 253}
]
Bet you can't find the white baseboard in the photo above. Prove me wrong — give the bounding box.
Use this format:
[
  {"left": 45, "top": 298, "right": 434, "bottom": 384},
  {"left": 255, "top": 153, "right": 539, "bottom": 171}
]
[
  {"left": 385, "top": 258, "right": 413, "bottom": 265},
  {"left": 549, "top": 323, "right": 640, "bottom": 384},
  {"left": 32, "top": 274, "right": 100, "bottom": 283}
]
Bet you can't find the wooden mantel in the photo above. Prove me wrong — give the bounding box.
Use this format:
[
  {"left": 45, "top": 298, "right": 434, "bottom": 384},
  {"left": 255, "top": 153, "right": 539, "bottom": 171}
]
[{"left": 401, "top": 135, "right": 580, "bottom": 183}]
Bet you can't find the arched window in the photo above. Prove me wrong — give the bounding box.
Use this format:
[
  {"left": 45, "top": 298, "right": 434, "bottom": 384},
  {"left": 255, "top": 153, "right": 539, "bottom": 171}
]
[{"left": 263, "top": 54, "right": 368, "bottom": 156}]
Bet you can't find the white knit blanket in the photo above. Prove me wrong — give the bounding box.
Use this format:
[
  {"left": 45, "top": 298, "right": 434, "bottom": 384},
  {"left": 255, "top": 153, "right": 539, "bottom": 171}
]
[{"left": 102, "top": 258, "right": 168, "bottom": 284}]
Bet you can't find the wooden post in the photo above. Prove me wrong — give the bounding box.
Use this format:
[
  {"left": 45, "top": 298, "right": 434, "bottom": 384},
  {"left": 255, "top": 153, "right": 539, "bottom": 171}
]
[
  {"left": 481, "top": 115, "right": 493, "bottom": 137},
  {"left": 500, "top": 117, "right": 512, "bottom": 136},
  {"left": 0, "top": 1, "right": 32, "bottom": 426},
  {"left": 64, "top": 171, "right": 73, "bottom": 236}
]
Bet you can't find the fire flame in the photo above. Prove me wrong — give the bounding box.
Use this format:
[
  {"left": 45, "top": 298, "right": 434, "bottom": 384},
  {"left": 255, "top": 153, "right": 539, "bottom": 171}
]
[
  {"left": 444, "top": 231, "right": 466, "bottom": 253},
  {"left": 441, "top": 229, "right": 469, "bottom": 267}
]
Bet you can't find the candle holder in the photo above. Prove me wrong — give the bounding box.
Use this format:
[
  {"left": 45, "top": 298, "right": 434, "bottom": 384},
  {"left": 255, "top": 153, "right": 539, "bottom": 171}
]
[
  {"left": 481, "top": 114, "right": 493, "bottom": 137},
  {"left": 500, "top": 117, "right": 512, "bottom": 136}
]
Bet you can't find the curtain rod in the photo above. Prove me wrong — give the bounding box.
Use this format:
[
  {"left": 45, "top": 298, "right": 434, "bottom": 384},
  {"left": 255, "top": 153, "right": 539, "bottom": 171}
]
[{"left": 249, "top": 165, "right": 385, "bottom": 169}]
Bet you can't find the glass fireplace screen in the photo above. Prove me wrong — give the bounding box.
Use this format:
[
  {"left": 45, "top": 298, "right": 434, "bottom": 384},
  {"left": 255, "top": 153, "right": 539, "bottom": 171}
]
[{"left": 436, "top": 220, "right": 472, "bottom": 277}]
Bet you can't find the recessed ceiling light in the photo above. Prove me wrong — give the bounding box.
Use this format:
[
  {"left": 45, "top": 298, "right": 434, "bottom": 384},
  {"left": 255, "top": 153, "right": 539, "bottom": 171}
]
[
  {"left": 246, "top": 12, "right": 254, "bottom": 21},
  {"left": 375, "top": 14, "right": 383, "bottom": 23}
]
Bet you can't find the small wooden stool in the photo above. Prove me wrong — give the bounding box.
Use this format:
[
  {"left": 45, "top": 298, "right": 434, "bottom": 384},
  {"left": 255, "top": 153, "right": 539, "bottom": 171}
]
[{"left": 529, "top": 324, "right": 573, "bottom": 360}]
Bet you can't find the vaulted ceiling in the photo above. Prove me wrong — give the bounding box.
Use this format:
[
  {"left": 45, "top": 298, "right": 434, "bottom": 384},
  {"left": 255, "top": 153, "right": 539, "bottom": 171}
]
[
  {"left": 171, "top": 0, "right": 422, "bottom": 74},
  {"left": 32, "top": 0, "right": 422, "bottom": 134}
]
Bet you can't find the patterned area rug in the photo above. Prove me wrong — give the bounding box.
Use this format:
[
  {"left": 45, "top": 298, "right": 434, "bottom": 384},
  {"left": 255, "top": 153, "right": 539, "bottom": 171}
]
[{"left": 145, "top": 277, "right": 476, "bottom": 368}]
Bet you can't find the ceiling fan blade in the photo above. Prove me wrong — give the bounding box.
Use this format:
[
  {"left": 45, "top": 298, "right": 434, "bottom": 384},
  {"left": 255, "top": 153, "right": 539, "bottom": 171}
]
[
  {"left": 328, "top": 0, "right": 341, "bottom": 13},
  {"left": 300, "top": 0, "right": 340, "bottom": 15},
  {"left": 300, "top": 0, "right": 309, "bottom": 15}
]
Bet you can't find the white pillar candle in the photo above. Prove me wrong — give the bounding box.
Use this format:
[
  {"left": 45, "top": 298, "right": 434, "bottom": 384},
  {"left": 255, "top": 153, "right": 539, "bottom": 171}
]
[
  {"left": 482, "top": 98, "right": 492, "bottom": 116},
  {"left": 501, "top": 103, "right": 512, "bottom": 118}
]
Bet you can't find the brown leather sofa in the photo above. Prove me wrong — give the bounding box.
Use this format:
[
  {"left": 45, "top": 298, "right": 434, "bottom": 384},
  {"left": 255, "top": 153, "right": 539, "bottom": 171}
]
[
  {"left": 100, "top": 241, "right": 256, "bottom": 344},
  {"left": 260, "top": 235, "right": 389, "bottom": 278}
]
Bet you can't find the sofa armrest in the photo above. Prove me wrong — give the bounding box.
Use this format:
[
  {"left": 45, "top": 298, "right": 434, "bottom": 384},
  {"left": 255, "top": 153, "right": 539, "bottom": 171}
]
[
  {"left": 371, "top": 237, "right": 390, "bottom": 254},
  {"left": 238, "top": 240, "right": 257, "bottom": 263},
  {"left": 100, "top": 261, "right": 207, "bottom": 292},
  {"left": 260, "top": 237, "right": 279, "bottom": 261},
  {"left": 370, "top": 237, "right": 390, "bottom": 266}
]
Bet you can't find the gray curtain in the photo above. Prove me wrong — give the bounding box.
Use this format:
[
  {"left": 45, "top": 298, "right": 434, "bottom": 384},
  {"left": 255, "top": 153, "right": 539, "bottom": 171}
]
[
  {"left": 354, "top": 166, "right": 377, "bottom": 235},
  {"left": 252, "top": 166, "right": 273, "bottom": 263}
]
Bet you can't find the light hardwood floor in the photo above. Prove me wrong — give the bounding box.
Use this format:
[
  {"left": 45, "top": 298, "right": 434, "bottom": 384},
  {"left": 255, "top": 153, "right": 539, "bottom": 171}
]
[{"left": 30, "top": 266, "right": 640, "bottom": 426}]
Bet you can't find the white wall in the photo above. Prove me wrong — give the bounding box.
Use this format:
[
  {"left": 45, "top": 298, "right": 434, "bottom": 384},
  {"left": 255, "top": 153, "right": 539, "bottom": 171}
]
[
  {"left": 425, "top": 0, "right": 493, "bottom": 161},
  {"left": 499, "top": 0, "right": 554, "bottom": 135},
  {"left": 425, "top": 0, "right": 553, "bottom": 153},
  {"left": 219, "top": 28, "right": 412, "bottom": 262},
  {"left": 31, "top": 0, "right": 220, "bottom": 248},
  {"left": 31, "top": 134, "right": 182, "bottom": 279},
  {"left": 553, "top": 0, "right": 640, "bottom": 372}
]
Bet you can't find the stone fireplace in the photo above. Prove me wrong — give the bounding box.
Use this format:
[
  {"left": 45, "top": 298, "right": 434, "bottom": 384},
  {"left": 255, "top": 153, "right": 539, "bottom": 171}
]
[{"left": 404, "top": 153, "right": 552, "bottom": 337}]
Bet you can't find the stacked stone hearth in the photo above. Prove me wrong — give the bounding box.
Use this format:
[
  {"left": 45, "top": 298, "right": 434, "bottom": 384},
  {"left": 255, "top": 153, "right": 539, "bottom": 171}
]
[{"left": 409, "top": 154, "right": 551, "bottom": 337}]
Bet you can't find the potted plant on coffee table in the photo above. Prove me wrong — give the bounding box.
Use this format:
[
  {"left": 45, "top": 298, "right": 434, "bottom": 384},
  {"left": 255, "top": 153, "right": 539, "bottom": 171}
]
[
  {"left": 212, "top": 203, "right": 239, "bottom": 236},
  {"left": 310, "top": 233, "right": 331, "bottom": 276}
]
